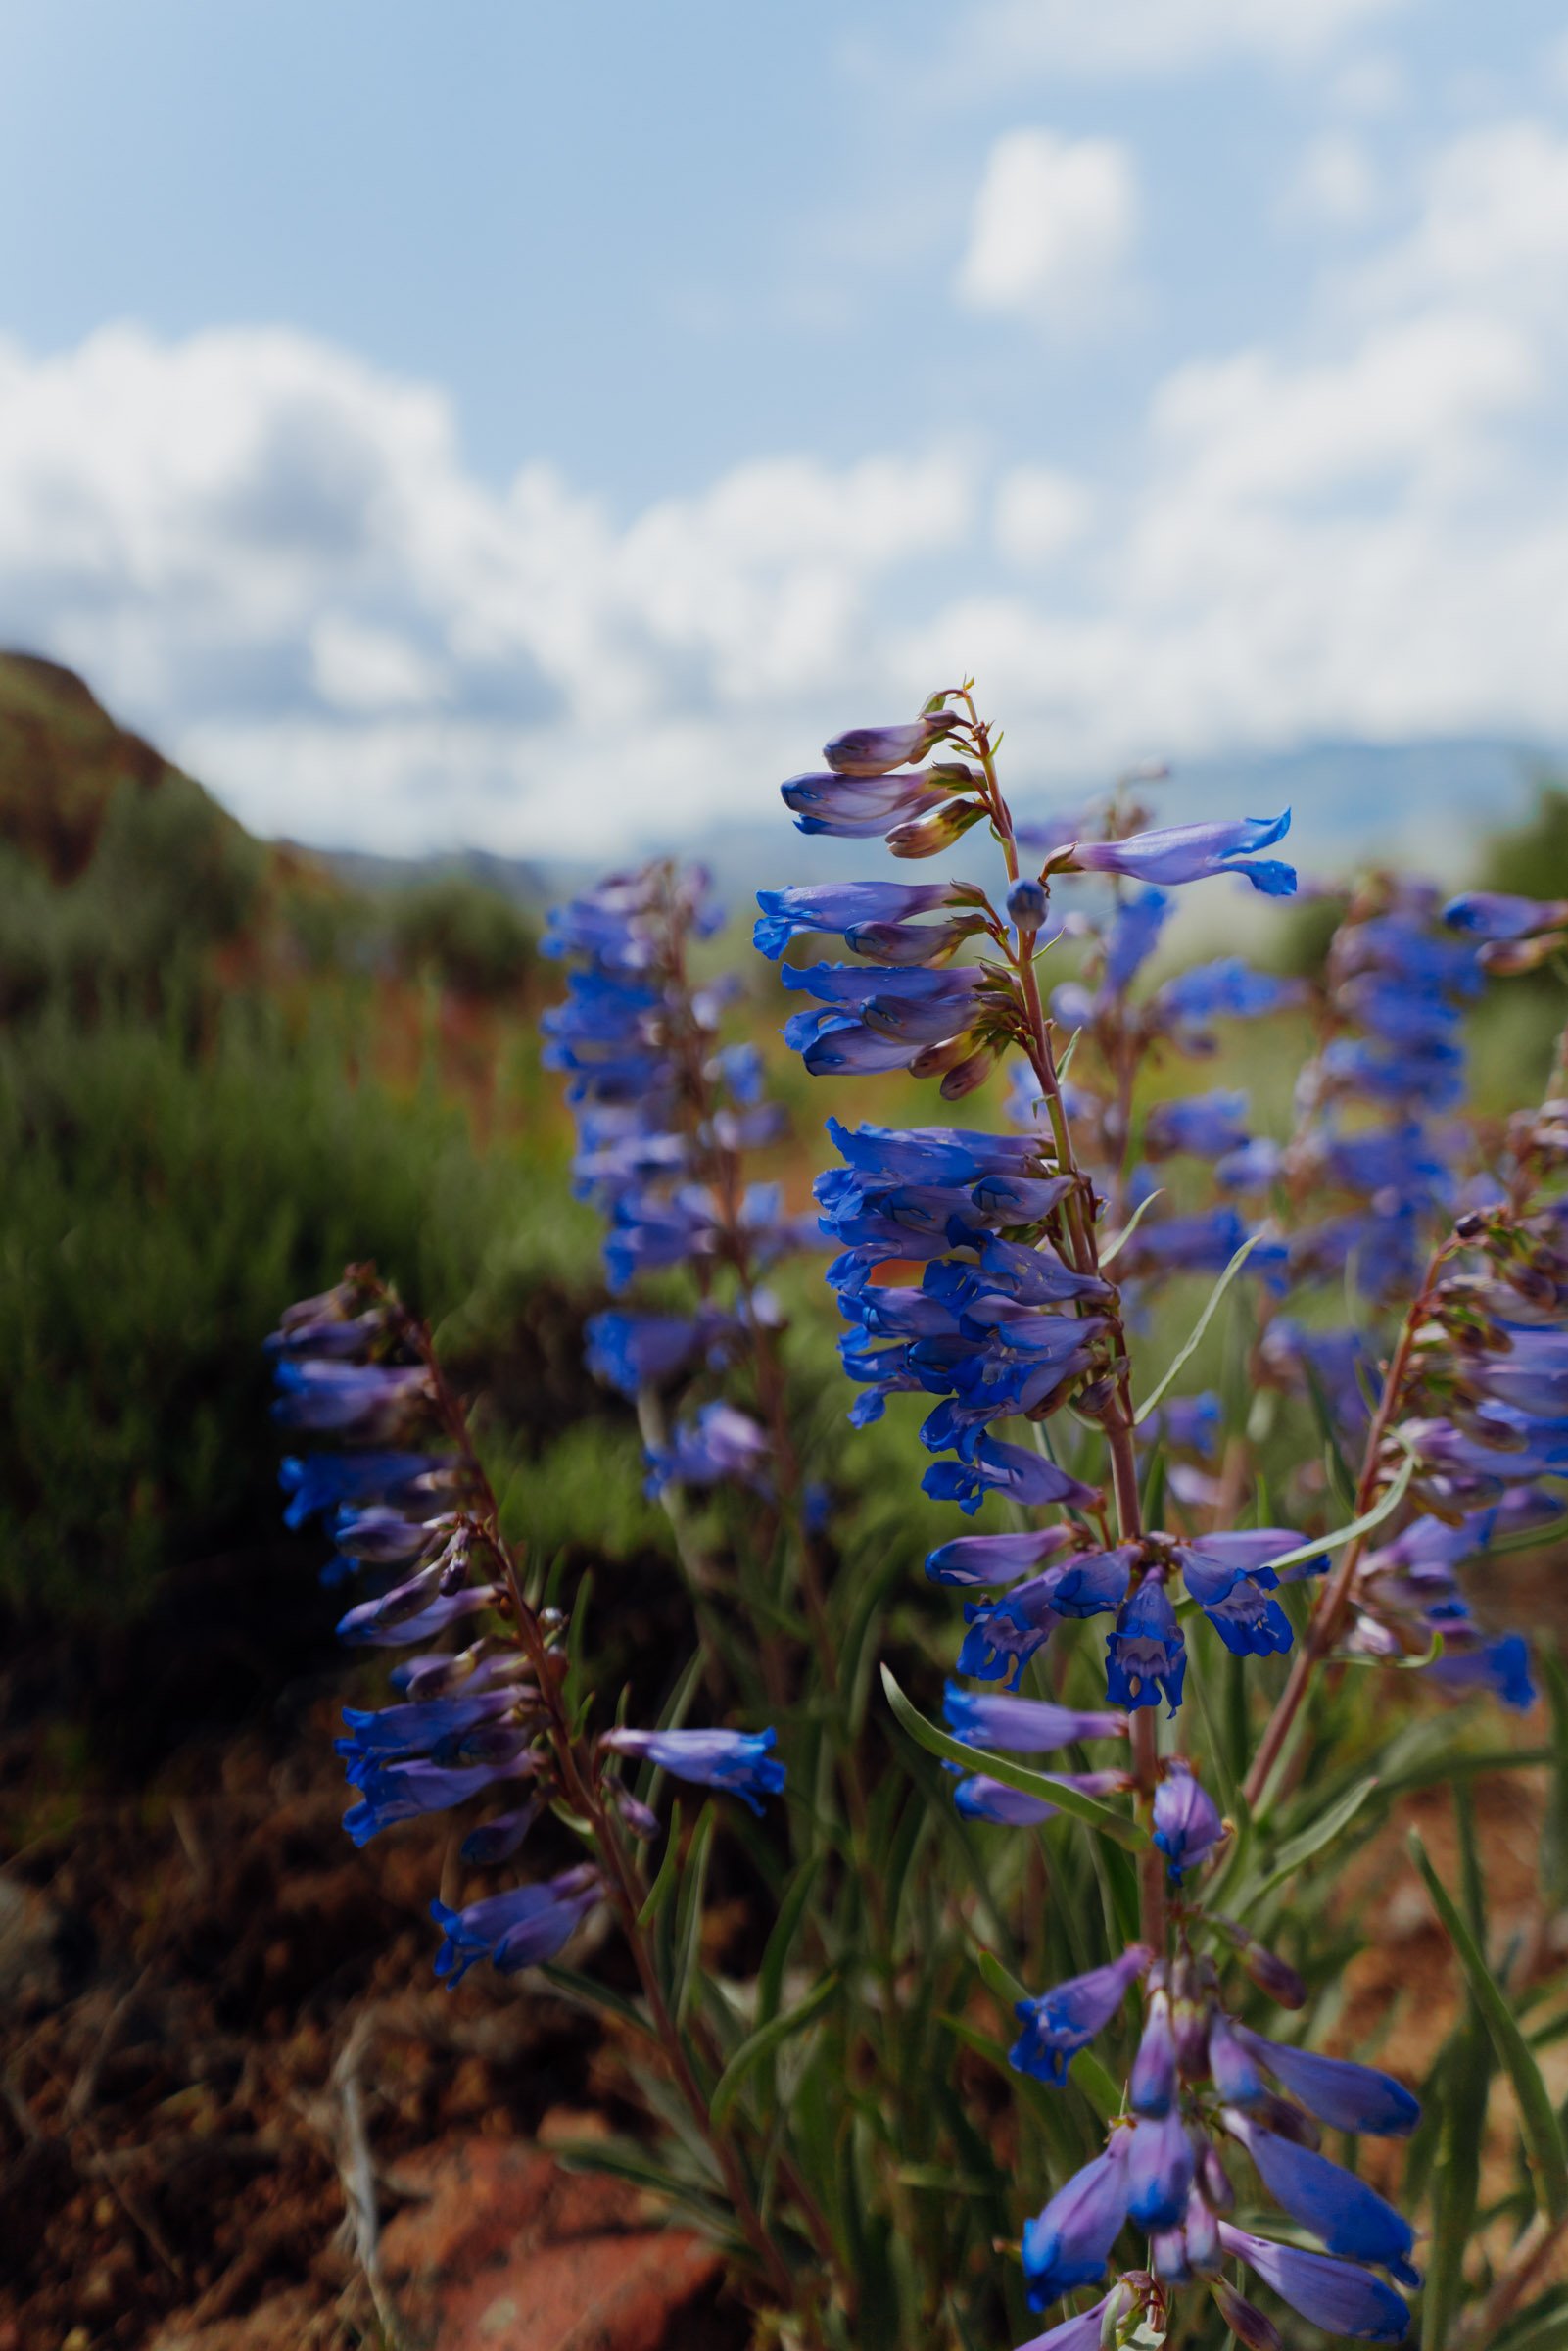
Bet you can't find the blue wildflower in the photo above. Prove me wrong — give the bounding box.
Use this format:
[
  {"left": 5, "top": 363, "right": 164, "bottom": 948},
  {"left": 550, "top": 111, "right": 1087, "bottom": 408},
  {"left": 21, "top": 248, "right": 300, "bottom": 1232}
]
[
  {"left": 1127, "top": 2105, "right": 1198, "bottom": 2230},
  {"left": 1021, "top": 2135, "right": 1132, "bottom": 2307},
  {"left": 942, "top": 1684, "right": 1127, "bottom": 1751},
  {"left": 1152, "top": 1761, "right": 1226, "bottom": 1880},
  {"left": 753, "top": 882, "right": 954, "bottom": 959},
  {"left": 1067, "top": 813, "right": 1296, "bottom": 897},
  {"left": 1216, "top": 2221, "right": 1411, "bottom": 2342},
  {"left": 1224, "top": 2117, "right": 1420, "bottom": 2286},
  {"left": 1011, "top": 1944, "right": 1153, "bottom": 2086},
  {"left": 430, "top": 1864, "right": 602, "bottom": 1986},
  {"left": 1106, "top": 1571, "right": 1185, "bottom": 1713},
  {"left": 1229, "top": 2025, "right": 1418, "bottom": 2136},
  {"left": 599, "top": 1725, "right": 785, "bottom": 1815}
]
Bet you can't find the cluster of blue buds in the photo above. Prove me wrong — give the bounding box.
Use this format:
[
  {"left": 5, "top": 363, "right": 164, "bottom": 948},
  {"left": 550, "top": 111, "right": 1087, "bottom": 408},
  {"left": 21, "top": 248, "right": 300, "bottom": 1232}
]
[
  {"left": 544, "top": 860, "right": 815, "bottom": 1500},
  {"left": 1015, "top": 1936, "right": 1419, "bottom": 2346},
  {"left": 266, "top": 1264, "right": 784, "bottom": 1986}
]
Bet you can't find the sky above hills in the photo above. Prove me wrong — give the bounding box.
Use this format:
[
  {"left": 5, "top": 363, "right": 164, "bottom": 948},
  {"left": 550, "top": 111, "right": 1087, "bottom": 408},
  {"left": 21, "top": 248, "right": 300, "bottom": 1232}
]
[{"left": 0, "top": 1, "right": 1565, "bottom": 862}]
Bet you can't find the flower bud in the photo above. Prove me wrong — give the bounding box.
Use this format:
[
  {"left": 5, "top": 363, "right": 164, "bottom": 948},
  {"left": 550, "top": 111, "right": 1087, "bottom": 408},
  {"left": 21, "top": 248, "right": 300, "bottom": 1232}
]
[
  {"left": 1480, "top": 931, "right": 1568, "bottom": 975},
  {"left": 886, "top": 800, "right": 987, "bottom": 859},
  {"left": 1007, "top": 878, "right": 1050, "bottom": 929},
  {"left": 939, "top": 1046, "right": 999, "bottom": 1102},
  {"left": 1210, "top": 2279, "right": 1283, "bottom": 2351},
  {"left": 1197, "top": 2140, "right": 1234, "bottom": 2214}
]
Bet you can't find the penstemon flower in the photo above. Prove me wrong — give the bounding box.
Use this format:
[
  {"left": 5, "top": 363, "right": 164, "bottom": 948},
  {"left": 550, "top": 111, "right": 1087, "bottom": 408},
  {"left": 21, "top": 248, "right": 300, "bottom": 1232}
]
[{"left": 763, "top": 683, "right": 1445, "bottom": 2344}]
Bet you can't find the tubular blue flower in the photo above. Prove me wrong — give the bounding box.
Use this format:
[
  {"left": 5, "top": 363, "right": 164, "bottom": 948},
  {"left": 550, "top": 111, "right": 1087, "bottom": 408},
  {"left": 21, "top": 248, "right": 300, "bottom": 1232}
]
[
  {"left": 781, "top": 767, "right": 954, "bottom": 837},
  {"left": 754, "top": 882, "right": 954, "bottom": 959},
  {"left": 279, "top": 1449, "right": 451, "bottom": 1530},
  {"left": 271, "top": 1361, "right": 434, "bottom": 1438},
  {"left": 1216, "top": 2223, "right": 1411, "bottom": 2342},
  {"left": 1141, "top": 1394, "right": 1223, "bottom": 1457},
  {"left": 1130, "top": 1988, "right": 1177, "bottom": 2116},
  {"left": 1127, "top": 2106, "right": 1198, "bottom": 2230},
  {"left": 1152, "top": 1762, "right": 1226, "bottom": 1880},
  {"left": 644, "top": 1402, "right": 771, "bottom": 1496},
  {"left": 1011, "top": 1944, "right": 1153, "bottom": 2086},
  {"left": 337, "top": 1586, "right": 501, "bottom": 1649},
  {"left": 1106, "top": 1572, "right": 1185, "bottom": 1713},
  {"left": 460, "top": 1802, "right": 542, "bottom": 1865},
  {"left": 1144, "top": 1090, "right": 1251, "bottom": 1162},
  {"left": 822, "top": 715, "right": 954, "bottom": 775},
  {"left": 1216, "top": 1137, "right": 1284, "bottom": 1193},
  {"left": 1152, "top": 957, "right": 1307, "bottom": 1032},
  {"left": 584, "top": 1309, "right": 734, "bottom": 1396},
  {"left": 1443, "top": 890, "right": 1568, "bottom": 940},
  {"left": 1426, "top": 1631, "right": 1535, "bottom": 1708},
  {"left": 330, "top": 1503, "right": 444, "bottom": 1566},
  {"left": 1230, "top": 2026, "right": 1419, "bottom": 2136},
  {"left": 942, "top": 1684, "right": 1127, "bottom": 1750},
  {"left": 957, "top": 1548, "right": 1136, "bottom": 1682},
  {"left": 926, "top": 1532, "right": 1085, "bottom": 1589},
  {"left": 1021, "top": 2135, "right": 1133, "bottom": 2307},
  {"left": 1067, "top": 814, "right": 1296, "bottom": 897},
  {"left": 923, "top": 1434, "right": 1098, "bottom": 1516},
  {"left": 1224, "top": 2117, "right": 1420, "bottom": 2286},
  {"left": 342, "top": 1751, "right": 535, "bottom": 1845},
  {"left": 1104, "top": 887, "right": 1172, "bottom": 993},
  {"left": 599, "top": 1725, "right": 785, "bottom": 1814},
  {"left": 430, "top": 1864, "right": 602, "bottom": 1986},
  {"left": 1117, "top": 1207, "right": 1250, "bottom": 1282},
  {"left": 951, "top": 1769, "right": 1126, "bottom": 1825},
  {"left": 336, "top": 1680, "right": 525, "bottom": 1760}
]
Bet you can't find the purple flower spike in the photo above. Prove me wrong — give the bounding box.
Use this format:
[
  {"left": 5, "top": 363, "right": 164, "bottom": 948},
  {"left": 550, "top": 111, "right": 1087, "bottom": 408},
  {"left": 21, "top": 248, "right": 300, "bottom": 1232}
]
[
  {"left": 1067, "top": 813, "right": 1296, "bottom": 897},
  {"left": 1217, "top": 2222, "right": 1411, "bottom": 2342},
  {"left": 823, "top": 715, "right": 953, "bottom": 775},
  {"left": 1011, "top": 1944, "right": 1153, "bottom": 2085},
  {"left": 1021, "top": 2135, "right": 1132, "bottom": 2307},
  {"left": 1152, "top": 1761, "right": 1226, "bottom": 1880},
  {"left": 942, "top": 1684, "right": 1127, "bottom": 1751}
]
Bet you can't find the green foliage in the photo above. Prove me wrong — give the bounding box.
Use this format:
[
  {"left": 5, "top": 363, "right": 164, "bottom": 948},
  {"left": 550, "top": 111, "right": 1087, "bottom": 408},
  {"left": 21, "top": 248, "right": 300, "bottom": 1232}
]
[
  {"left": 0, "top": 993, "right": 529, "bottom": 1620},
  {"left": 386, "top": 872, "right": 537, "bottom": 997}
]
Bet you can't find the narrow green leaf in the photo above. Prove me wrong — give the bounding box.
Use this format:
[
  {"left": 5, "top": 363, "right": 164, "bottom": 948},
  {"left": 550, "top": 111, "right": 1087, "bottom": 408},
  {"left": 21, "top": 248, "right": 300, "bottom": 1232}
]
[
  {"left": 636, "top": 1797, "right": 684, "bottom": 1930},
  {"left": 757, "top": 1852, "right": 824, "bottom": 2027},
  {"left": 972, "top": 1947, "right": 1123, "bottom": 2121},
  {"left": 1134, "top": 1233, "right": 1261, "bottom": 1422},
  {"left": 670, "top": 1803, "right": 716, "bottom": 2024},
  {"left": 1409, "top": 1831, "right": 1568, "bottom": 2221},
  {"left": 1259, "top": 1774, "right": 1381, "bottom": 1896},
  {"left": 1236, "top": 1448, "right": 1416, "bottom": 1582},
  {"left": 538, "top": 1963, "right": 656, "bottom": 2040},
  {"left": 709, "top": 1971, "right": 841, "bottom": 2131},
  {"left": 880, "top": 1665, "right": 1149, "bottom": 1850},
  {"left": 1100, "top": 1187, "right": 1165, "bottom": 1268}
]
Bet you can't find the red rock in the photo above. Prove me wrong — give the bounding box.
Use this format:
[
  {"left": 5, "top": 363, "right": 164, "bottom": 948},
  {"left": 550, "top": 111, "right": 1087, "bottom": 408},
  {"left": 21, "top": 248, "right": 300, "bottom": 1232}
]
[{"left": 378, "top": 2138, "right": 725, "bottom": 2351}]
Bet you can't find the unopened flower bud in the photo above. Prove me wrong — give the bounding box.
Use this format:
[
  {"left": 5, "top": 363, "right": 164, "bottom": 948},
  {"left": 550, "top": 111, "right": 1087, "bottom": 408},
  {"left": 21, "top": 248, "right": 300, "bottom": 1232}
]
[
  {"left": 1007, "top": 878, "right": 1050, "bottom": 929},
  {"left": 938, "top": 1046, "right": 999, "bottom": 1102},
  {"left": 886, "top": 800, "right": 987, "bottom": 859},
  {"left": 1211, "top": 2279, "right": 1283, "bottom": 2351}
]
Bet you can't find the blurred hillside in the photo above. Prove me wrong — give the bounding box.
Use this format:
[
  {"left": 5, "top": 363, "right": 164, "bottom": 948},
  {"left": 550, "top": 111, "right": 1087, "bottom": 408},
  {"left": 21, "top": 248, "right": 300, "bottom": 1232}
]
[{"left": 0, "top": 652, "right": 578, "bottom": 1684}]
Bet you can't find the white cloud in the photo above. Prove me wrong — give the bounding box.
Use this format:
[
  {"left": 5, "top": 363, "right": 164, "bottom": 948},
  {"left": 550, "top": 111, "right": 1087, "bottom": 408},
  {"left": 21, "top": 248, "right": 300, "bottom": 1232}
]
[
  {"left": 948, "top": 0, "right": 1409, "bottom": 82},
  {"left": 1288, "top": 133, "right": 1379, "bottom": 226},
  {"left": 993, "top": 468, "right": 1095, "bottom": 565},
  {"left": 6, "top": 109, "right": 1568, "bottom": 865},
  {"left": 956, "top": 130, "right": 1138, "bottom": 323}
]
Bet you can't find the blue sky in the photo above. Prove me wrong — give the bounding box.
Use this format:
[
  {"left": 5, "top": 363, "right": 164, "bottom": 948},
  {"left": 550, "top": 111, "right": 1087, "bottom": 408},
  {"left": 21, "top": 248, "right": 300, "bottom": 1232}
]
[{"left": 1, "top": 0, "right": 1566, "bottom": 859}]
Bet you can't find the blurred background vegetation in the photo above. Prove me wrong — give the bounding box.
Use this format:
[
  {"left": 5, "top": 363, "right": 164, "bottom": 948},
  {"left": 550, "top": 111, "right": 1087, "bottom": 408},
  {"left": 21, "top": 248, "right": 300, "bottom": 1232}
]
[{"left": 4, "top": 646, "right": 1567, "bottom": 1699}]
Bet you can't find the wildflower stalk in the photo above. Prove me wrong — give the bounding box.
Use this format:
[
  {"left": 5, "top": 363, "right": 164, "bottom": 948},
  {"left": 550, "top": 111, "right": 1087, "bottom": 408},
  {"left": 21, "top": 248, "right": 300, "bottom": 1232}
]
[
  {"left": 1242, "top": 1239, "right": 1456, "bottom": 1808},
  {"left": 401, "top": 1303, "right": 803, "bottom": 2310},
  {"left": 966, "top": 692, "right": 1166, "bottom": 1947}
]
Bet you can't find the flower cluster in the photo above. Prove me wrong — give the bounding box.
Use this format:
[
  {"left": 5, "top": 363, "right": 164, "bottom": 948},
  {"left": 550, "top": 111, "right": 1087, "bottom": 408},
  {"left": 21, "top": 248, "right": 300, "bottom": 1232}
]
[
  {"left": 267, "top": 1266, "right": 784, "bottom": 1987},
  {"left": 1016, "top": 1941, "right": 1418, "bottom": 2346},
  {"left": 544, "top": 860, "right": 814, "bottom": 1500},
  {"left": 764, "top": 687, "right": 1440, "bottom": 2345}
]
